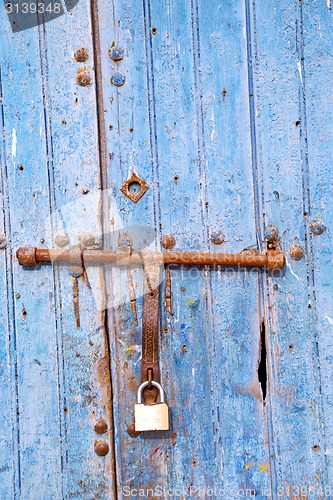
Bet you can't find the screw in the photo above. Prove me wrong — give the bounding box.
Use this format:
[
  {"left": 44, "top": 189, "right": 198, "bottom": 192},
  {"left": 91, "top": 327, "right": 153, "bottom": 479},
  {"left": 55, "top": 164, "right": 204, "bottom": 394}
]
[
  {"left": 111, "top": 71, "right": 126, "bottom": 87},
  {"left": 108, "top": 46, "right": 124, "bottom": 61},
  {"left": 264, "top": 226, "right": 279, "bottom": 241},
  {"left": 55, "top": 234, "right": 70, "bottom": 248},
  {"left": 74, "top": 47, "right": 89, "bottom": 62},
  {"left": 310, "top": 220, "right": 326, "bottom": 236},
  {"left": 0, "top": 235, "right": 7, "bottom": 249},
  {"left": 290, "top": 245, "right": 305, "bottom": 261},
  {"left": 161, "top": 235, "right": 176, "bottom": 250},
  {"left": 79, "top": 232, "right": 95, "bottom": 247},
  {"left": 94, "top": 441, "right": 109, "bottom": 456},
  {"left": 94, "top": 419, "right": 108, "bottom": 435},
  {"left": 76, "top": 70, "right": 92, "bottom": 87},
  {"left": 210, "top": 232, "right": 225, "bottom": 245}
]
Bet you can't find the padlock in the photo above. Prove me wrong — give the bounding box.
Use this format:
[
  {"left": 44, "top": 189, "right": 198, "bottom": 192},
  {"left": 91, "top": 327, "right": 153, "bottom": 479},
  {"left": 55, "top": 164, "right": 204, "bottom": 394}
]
[{"left": 134, "top": 381, "right": 169, "bottom": 432}]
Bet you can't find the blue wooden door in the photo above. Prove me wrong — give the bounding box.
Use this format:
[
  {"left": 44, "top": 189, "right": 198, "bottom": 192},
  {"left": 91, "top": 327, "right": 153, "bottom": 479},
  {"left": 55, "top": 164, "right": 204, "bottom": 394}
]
[{"left": 1, "top": 0, "right": 332, "bottom": 498}]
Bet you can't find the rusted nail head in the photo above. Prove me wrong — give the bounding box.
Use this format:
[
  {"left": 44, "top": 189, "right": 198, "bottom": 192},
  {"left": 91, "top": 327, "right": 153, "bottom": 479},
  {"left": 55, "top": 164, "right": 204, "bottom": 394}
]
[
  {"left": 210, "top": 232, "right": 225, "bottom": 245},
  {"left": 310, "top": 220, "right": 326, "bottom": 236},
  {"left": 94, "top": 441, "right": 109, "bottom": 456},
  {"left": 111, "top": 71, "right": 126, "bottom": 87},
  {"left": 161, "top": 235, "right": 176, "bottom": 250},
  {"left": 79, "top": 232, "right": 95, "bottom": 247},
  {"left": 94, "top": 419, "right": 108, "bottom": 435},
  {"left": 264, "top": 226, "right": 279, "bottom": 241},
  {"left": 127, "top": 423, "right": 140, "bottom": 438},
  {"left": 55, "top": 234, "right": 70, "bottom": 248},
  {"left": 77, "top": 71, "right": 92, "bottom": 87},
  {"left": 74, "top": 47, "right": 89, "bottom": 62},
  {"left": 0, "top": 235, "right": 7, "bottom": 249},
  {"left": 290, "top": 245, "right": 305, "bottom": 261},
  {"left": 108, "top": 46, "right": 124, "bottom": 61},
  {"left": 118, "top": 233, "right": 132, "bottom": 247}
]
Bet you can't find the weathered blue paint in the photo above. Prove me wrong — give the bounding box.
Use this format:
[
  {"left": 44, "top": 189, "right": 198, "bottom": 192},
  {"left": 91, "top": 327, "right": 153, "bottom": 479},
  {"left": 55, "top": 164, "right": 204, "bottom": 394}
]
[
  {"left": 0, "top": 0, "right": 332, "bottom": 498},
  {"left": 0, "top": 1, "right": 115, "bottom": 498}
]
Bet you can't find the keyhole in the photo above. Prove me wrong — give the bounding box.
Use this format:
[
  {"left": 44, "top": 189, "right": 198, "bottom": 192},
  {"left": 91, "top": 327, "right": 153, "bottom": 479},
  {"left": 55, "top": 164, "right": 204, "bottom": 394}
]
[{"left": 128, "top": 181, "right": 141, "bottom": 194}]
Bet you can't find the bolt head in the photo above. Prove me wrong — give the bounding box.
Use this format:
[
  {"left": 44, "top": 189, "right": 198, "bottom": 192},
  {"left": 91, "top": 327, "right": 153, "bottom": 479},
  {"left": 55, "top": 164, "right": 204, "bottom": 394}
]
[
  {"left": 161, "top": 235, "right": 176, "bottom": 249},
  {"left": 290, "top": 245, "right": 305, "bottom": 261},
  {"left": 94, "top": 441, "right": 109, "bottom": 456},
  {"left": 264, "top": 226, "right": 279, "bottom": 241},
  {"left": 76, "top": 70, "right": 92, "bottom": 87},
  {"left": 108, "top": 46, "right": 124, "bottom": 61},
  {"left": 94, "top": 419, "right": 108, "bottom": 435},
  {"left": 0, "top": 235, "right": 7, "bottom": 249},
  {"left": 210, "top": 232, "right": 225, "bottom": 245},
  {"left": 79, "top": 232, "right": 95, "bottom": 247},
  {"left": 127, "top": 423, "right": 140, "bottom": 438},
  {"left": 310, "top": 220, "right": 326, "bottom": 236},
  {"left": 55, "top": 234, "right": 70, "bottom": 248},
  {"left": 74, "top": 47, "right": 89, "bottom": 62},
  {"left": 111, "top": 71, "right": 126, "bottom": 87}
]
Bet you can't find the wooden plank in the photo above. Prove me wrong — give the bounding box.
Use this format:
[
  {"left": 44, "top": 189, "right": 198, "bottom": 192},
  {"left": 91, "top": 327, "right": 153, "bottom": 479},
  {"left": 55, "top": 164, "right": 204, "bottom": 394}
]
[
  {"left": 301, "top": 0, "right": 333, "bottom": 494},
  {"left": 97, "top": 0, "right": 269, "bottom": 496},
  {"left": 41, "top": 4, "right": 116, "bottom": 498},
  {"left": 0, "top": 18, "right": 64, "bottom": 498},
  {"left": 0, "top": 4, "right": 116, "bottom": 498},
  {"left": 247, "top": 0, "right": 328, "bottom": 496}
]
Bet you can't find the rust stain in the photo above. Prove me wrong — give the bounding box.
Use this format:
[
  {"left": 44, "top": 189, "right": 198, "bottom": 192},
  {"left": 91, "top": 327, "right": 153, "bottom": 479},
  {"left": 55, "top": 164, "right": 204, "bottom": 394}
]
[
  {"left": 22, "top": 305, "right": 27, "bottom": 320},
  {"left": 72, "top": 277, "right": 80, "bottom": 328}
]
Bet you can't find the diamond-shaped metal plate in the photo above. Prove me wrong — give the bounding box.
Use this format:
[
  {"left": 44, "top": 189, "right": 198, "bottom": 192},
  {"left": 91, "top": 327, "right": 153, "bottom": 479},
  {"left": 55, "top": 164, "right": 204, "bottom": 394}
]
[{"left": 120, "top": 172, "right": 149, "bottom": 203}]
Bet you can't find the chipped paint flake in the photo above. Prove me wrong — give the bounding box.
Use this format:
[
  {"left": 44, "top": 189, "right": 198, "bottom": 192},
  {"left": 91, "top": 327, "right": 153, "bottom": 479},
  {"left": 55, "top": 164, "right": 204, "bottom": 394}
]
[
  {"left": 12, "top": 129, "right": 17, "bottom": 158},
  {"left": 286, "top": 259, "right": 300, "bottom": 281},
  {"left": 297, "top": 60, "right": 303, "bottom": 87},
  {"left": 325, "top": 316, "right": 333, "bottom": 326}
]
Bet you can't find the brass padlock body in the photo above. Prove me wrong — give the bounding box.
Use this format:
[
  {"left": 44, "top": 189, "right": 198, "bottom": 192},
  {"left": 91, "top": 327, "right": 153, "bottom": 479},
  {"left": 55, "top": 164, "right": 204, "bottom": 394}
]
[
  {"left": 134, "top": 402, "right": 169, "bottom": 432},
  {"left": 134, "top": 381, "right": 169, "bottom": 432}
]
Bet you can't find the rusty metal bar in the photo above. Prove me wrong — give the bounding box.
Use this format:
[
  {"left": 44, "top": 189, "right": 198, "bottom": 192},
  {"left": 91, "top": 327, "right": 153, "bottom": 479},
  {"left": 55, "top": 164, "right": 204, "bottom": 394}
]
[{"left": 16, "top": 247, "right": 285, "bottom": 270}]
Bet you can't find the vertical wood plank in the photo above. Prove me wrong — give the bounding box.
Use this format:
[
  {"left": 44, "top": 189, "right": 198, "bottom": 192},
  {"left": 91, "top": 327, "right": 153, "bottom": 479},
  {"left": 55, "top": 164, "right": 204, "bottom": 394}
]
[
  {"left": 301, "top": 0, "right": 333, "bottom": 494},
  {"left": 0, "top": 2, "right": 116, "bottom": 498},
  {"left": 248, "top": 0, "right": 328, "bottom": 496}
]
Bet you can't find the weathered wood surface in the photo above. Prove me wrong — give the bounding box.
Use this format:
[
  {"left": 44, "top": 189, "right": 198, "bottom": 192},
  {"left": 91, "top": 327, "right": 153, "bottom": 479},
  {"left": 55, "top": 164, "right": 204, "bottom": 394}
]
[
  {"left": 0, "top": 1, "right": 115, "bottom": 498},
  {"left": 0, "top": 0, "right": 332, "bottom": 499}
]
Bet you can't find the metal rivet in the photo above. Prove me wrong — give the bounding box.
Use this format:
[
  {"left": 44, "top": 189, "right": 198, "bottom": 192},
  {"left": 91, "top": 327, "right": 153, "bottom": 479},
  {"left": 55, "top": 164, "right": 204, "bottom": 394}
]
[
  {"left": 94, "top": 419, "right": 108, "bottom": 435},
  {"left": 264, "top": 226, "right": 279, "bottom": 241},
  {"left": 111, "top": 71, "right": 126, "bottom": 87},
  {"left": 74, "top": 47, "right": 89, "bottom": 62},
  {"left": 76, "top": 70, "right": 92, "bottom": 87},
  {"left": 108, "top": 46, "right": 124, "bottom": 61},
  {"left": 210, "top": 232, "right": 225, "bottom": 245},
  {"left": 290, "top": 245, "right": 305, "bottom": 261},
  {"left": 94, "top": 441, "right": 109, "bottom": 456},
  {"left": 0, "top": 235, "right": 7, "bottom": 249},
  {"left": 127, "top": 423, "right": 140, "bottom": 438},
  {"left": 55, "top": 234, "right": 70, "bottom": 248},
  {"left": 79, "top": 232, "right": 95, "bottom": 247},
  {"left": 310, "top": 220, "right": 326, "bottom": 236},
  {"left": 161, "top": 235, "right": 176, "bottom": 249},
  {"left": 118, "top": 233, "right": 132, "bottom": 247}
]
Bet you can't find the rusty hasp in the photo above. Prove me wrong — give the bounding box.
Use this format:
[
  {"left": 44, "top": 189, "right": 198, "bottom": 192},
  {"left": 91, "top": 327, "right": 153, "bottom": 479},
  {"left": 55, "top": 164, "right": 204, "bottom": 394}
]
[{"left": 16, "top": 247, "right": 285, "bottom": 270}]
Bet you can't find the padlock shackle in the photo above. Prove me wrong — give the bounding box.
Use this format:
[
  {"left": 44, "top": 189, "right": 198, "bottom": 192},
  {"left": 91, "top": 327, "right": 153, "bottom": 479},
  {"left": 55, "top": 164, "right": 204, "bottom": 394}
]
[{"left": 137, "top": 381, "right": 165, "bottom": 404}]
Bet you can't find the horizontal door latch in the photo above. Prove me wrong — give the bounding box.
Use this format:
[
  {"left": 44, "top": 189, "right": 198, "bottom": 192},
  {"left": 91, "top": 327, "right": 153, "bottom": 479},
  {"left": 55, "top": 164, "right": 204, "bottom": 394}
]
[
  {"left": 16, "top": 242, "right": 285, "bottom": 434},
  {"left": 16, "top": 246, "right": 285, "bottom": 270}
]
